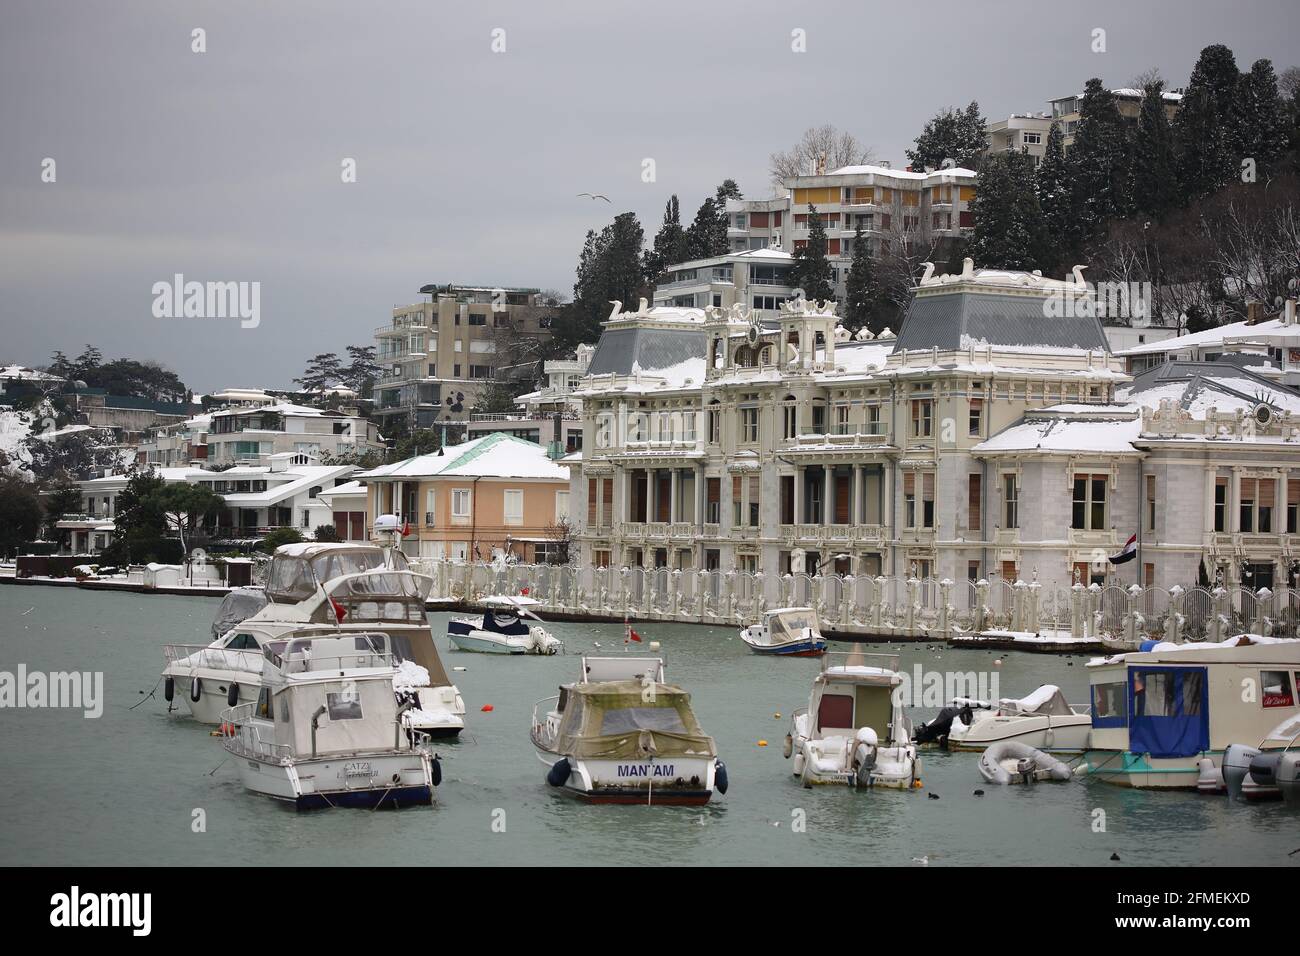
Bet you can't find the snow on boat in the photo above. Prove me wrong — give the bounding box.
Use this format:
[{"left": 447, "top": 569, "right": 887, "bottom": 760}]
[
  {"left": 739, "top": 607, "right": 826, "bottom": 656},
  {"left": 946, "top": 685, "right": 1092, "bottom": 754},
  {"left": 785, "top": 651, "right": 920, "bottom": 790},
  {"left": 447, "top": 595, "right": 562, "bottom": 655},
  {"left": 1083, "top": 634, "right": 1300, "bottom": 789},
  {"left": 220, "top": 631, "right": 438, "bottom": 810},
  {"left": 530, "top": 656, "right": 726, "bottom": 805},
  {"left": 977, "top": 740, "right": 1072, "bottom": 785}
]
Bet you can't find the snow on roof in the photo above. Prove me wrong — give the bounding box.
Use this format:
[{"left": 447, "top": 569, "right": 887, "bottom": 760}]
[
  {"left": 974, "top": 411, "right": 1143, "bottom": 455},
  {"left": 827, "top": 164, "right": 978, "bottom": 179},
  {"left": 315, "top": 480, "right": 366, "bottom": 500},
  {"left": 1117, "top": 317, "right": 1295, "bottom": 356},
  {"left": 209, "top": 401, "right": 327, "bottom": 418},
  {"left": 825, "top": 342, "right": 893, "bottom": 374},
  {"left": 0, "top": 365, "right": 63, "bottom": 382},
  {"left": 357, "top": 433, "right": 569, "bottom": 481},
  {"left": 217, "top": 465, "right": 356, "bottom": 506}
]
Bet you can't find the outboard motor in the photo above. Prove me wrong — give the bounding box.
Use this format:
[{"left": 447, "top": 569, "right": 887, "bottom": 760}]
[
  {"left": 914, "top": 703, "right": 972, "bottom": 748},
  {"left": 853, "top": 727, "right": 879, "bottom": 787},
  {"left": 1222, "top": 744, "right": 1259, "bottom": 801},
  {"left": 1247, "top": 752, "right": 1282, "bottom": 792}
]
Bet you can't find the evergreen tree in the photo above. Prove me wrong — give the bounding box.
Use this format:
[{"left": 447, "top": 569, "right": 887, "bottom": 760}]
[
  {"left": 643, "top": 195, "right": 690, "bottom": 284},
  {"left": 968, "top": 150, "right": 1046, "bottom": 271},
  {"left": 907, "top": 101, "right": 987, "bottom": 171},
  {"left": 684, "top": 197, "right": 727, "bottom": 261},
  {"left": 1236, "top": 58, "right": 1288, "bottom": 177},
  {"left": 1131, "top": 81, "right": 1180, "bottom": 221},
  {"left": 790, "top": 204, "right": 835, "bottom": 301},
  {"left": 1069, "top": 79, "right": 1133, "bottom": 241},
  {"left": 1174, "top": 44, "right": 1243, "bottom": 202},
  {"left": 0, "top": 475, "right": 41, "bottom": 557},
  {"left": 73, "top": 345, "right": 102, "bottom": 378},
  {"left": 342, "top": 345, "right": 381, "bottom": 398},
  {"left": 1035, "top": 121, "right": 1076, "bottom": 273},
  {"left": 47, "top": 351, "right": 74, "bottom": 379},
  {"left": 842, "top": 226, "right": 888, "bottom": 334},
  {"left": 556, "top": 211, "right": 646, "bottom": 348},
  {"left": 294, "top": 353, "right": 343, "bottom": 393}
]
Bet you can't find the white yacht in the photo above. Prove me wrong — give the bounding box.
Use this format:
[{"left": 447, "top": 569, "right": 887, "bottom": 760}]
[
  {"left": 1083, "top": 634, "right": 1300, "bottom": 789},
  {"left": 163, "top": 542, "right": 465, "bottom": 738},
  {"left": 739, "top": 607, "right": 826, "bottom": 657},
  {"left": 447, "top": 595, "right": 563, "bottom": 655},
  {"left": 784, "top": 651, "right": 921, "bottom": 790},
  {"left": 945, "top": 685, "right": 1092, "bottom": 754},
  {"left": 220, "top": 631, "right": 438, "bottom": 809},
  {"left": 530, "top": 656, "right": 727, "bottom": 805}
]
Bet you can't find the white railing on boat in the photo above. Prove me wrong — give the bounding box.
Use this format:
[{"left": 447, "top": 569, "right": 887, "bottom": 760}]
[
  {"left": 219, "top": 702, "right": 293, "bottom": 763},
  {"left": 162, "top": 643, "right": 263, "bottom": 674},
  {"left": 821, "top": 650, "right": 901, "bottom": 673}
]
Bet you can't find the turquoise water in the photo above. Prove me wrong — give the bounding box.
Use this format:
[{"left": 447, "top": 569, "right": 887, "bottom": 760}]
[{"left": 0, "top": 584, "right": 1295, "bottom": 867}]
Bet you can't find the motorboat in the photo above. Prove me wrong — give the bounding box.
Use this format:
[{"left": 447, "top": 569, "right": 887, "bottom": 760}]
[
  {"left": 447, "top": 595, "right": 562, "bottom": 655},
  {"left": 977, "top": 740, "right": 1072, "bottom": 785},
  {"left": 530, "top": 656, "right": 726, "bottom": 805},
  {"left": 945, "top": 685, "right": 1092, "bottom": 754},
  {"left": 739, "top": 607, "right": 826, "bottom": 656},
  {"left": 914, "top": 699, "right": 987, "bottom": 749},
  {"left": 220, "top": 631, "right": 439, "bottom": 809},
  {"left": 1083, "top": 634, "right": 1300, "bottom": 789},
  {"left": 1223, "top": 712, "right": 1300, "bottom": 802},
  {"left": 784, "top": 651, "right": 920, "bottom": 790},
  {"left": 161, "top": 588, "right": 271, "bottom": 722},
  {"left": 163, "top": 540, "right": 465, "bottom": 738}
]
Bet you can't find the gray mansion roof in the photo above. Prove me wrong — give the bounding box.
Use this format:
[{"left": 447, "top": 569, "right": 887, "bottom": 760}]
[
  {"left": 893, "top": 290, "right": 1111, "bottom": 354},
  {"left": 587, "top": 326, "right": 706, "bottom": 377}
]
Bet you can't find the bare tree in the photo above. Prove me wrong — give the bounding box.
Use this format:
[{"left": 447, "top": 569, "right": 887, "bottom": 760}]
[
  {"left": 770, "top": 126, "right": 875, "bottom": 193},
  {"left": 1129, "top": 67, "right": 1164, "bottom": 90},
  {"left": 1279, "top": 66, "right": 1300, "bottom": 99}
]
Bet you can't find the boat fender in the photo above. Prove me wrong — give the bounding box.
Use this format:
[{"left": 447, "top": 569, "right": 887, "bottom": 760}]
[
  {"left": 714, "top": 759, "right": 729, "bottom": 795},
  {"left": 190, "top": 677, "right": 202, "bottom": 702},
  {"left": 782, "top": 734, "right": 793, "bottom": 759},
  {"left": 431, "top": 755, "right": 443, "bottom": 787},
  {"left": 227, "top": 682, "right": 239, "bottom": 707},
  {"left": 164, "top": 676, "right": 174, "bottom": 702},
  {"left": 546, "top": 758, "right": 570, "bottom": 787}
]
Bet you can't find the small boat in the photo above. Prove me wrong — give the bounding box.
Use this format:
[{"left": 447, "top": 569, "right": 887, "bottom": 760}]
[
  {"left": 978, "top": 740, "right": 1072, "bottom": 785},
  {"left": 1223, "top": 712, "right": 1300, "bottom": 802},
  {"left": 220, "top": 631, "right": 439, "bottom": 810},
  {"left": 914, "top": 699, "right": 988, "bottom": 749},
  {"left": 1279, "top": 751, "right": 1300, "bottom": 805},
  {"left": 785, "top": 651, "right": 920, "bottom": 789},
  {"left": 530, "top": 656, "right": 726, "bottom": 805},
  {"left": 1084, "top": 634, "right": 1300, "bottom": 789},
  {"left": 946, "top": 685, "right": 1092, "bottom": 753},
  {"left": 447, "top": 595, "right": 562, "bottom": 655},
  {"left": 739, "top": 607, "right": 826, "bottom": 657}
]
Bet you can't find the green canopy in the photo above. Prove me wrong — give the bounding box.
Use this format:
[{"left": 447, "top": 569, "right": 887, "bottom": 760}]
[{"left": 554, "top": 680, "right": 717, "bottom": 761}]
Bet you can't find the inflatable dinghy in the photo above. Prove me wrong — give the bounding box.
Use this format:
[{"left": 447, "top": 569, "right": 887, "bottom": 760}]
[
  {"left": 978, "top": 740, "right": 1071, "bottom": 785},
  {"left": 1278, "top": 752, "right": 1300, "bottom": 805}
]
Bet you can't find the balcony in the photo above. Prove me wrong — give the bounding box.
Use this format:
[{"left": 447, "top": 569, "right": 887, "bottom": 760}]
[{"left": 781, "top": 523, "right": 884, "bottom": 545}]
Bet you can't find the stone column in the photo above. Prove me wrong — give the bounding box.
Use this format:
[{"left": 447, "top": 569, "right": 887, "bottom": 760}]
[
  {"left": 851, "top": 465, "right": 862, "bottom": 526},
  {"left": 669, "top": 468, "right": 679, "bottom": 524},
  {"left": 823, "top": 466, "right": 833, "bottom": 526},
  {"left": 793, "top": 466, "right": 804, "bottom": 525}
]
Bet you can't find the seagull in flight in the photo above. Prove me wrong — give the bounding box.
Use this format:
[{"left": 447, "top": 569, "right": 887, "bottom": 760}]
[{"left": 577, "top": 192, "right": 611, "bottom": 202}]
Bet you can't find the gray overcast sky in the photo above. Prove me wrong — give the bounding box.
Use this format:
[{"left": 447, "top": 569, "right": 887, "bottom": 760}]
[{"left": 1, "top": 0, "right": 1297, "bottom": 392}]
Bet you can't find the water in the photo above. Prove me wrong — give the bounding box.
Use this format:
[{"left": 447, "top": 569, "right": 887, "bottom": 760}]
[{"left": 0, "top": 584, "right": 1295, "bottom": 867}]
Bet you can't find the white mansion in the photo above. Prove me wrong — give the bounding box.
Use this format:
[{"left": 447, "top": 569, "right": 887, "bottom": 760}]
[{"left": 568, "top": 262, "right": 1300, "bottom": 595}]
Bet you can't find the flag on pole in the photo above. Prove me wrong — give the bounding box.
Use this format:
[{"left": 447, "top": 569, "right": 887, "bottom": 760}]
[
  {"left": 520, "top": 587, "right": 530, "bottom": 596},
  {"left": 1108, "top": 533, "right": 1137, "bottom": 564},
  {"left": 330, "top": 597, "right": 348, "bottom": 624},
  {"left": 625, "top": 624, "right": 642, "bottom": 643},
  {"left": 400, "top": 522, "right": 411, "bottom": 537}
]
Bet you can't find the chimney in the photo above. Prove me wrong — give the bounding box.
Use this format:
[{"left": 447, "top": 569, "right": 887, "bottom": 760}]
[
  {"left": 1286, "top": 299, "right": 1297, "bottom": 326},
  {"left": 1246, "top": 301, "right": 1263, "bottom": 324}
]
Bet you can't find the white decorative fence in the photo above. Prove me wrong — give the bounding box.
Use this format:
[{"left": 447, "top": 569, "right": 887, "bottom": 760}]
[{"left": 412, "top": 560, "right": 1300, "bottom": 643}]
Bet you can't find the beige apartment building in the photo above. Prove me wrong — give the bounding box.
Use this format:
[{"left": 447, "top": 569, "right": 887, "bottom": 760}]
[
  {"left": 373, "top": 284, "right": 557, "bottom": 432},
  {"left": 357, "top": 432, "right": 572, "bottom": 563}
]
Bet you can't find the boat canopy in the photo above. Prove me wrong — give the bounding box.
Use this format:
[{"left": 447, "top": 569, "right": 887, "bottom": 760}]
[
  {"left": 264, "top": 546, "right": 411, "bottom": 604},
  {"left": 765, "top": 607, "right": 819, "bottom": 640},
  {"left": 552, "top": 680, "right": 717, "bottom": 760},
  {"left": 211, "top": 587, "right": 269, "bottom": 641},
  {"left": 999, "top": 684, "right": 1073, "bottom": 716}
]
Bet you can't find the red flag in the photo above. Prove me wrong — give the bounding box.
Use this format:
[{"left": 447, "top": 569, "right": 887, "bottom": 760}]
[
  {"left": 520, "top": 587, "right": 530, "bottom": 596},
  {"left": 330, "top": 598, "right": 347, "bottom": 624},
  {"left": 626, "top": 625, "right": 642, "bottom": 643},
  {"left": 400, "top": 522, "right": 411, "bottom": 537}
]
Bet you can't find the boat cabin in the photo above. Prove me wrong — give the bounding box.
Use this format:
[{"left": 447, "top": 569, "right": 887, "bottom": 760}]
[
  {"left": 263, "top": 544, "right": 430, "bottom": 625},
  {"left": 809, "top": 653, "right": 909, "bottom": 744}
]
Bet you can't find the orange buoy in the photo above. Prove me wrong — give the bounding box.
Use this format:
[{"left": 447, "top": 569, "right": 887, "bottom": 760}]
[
  {"left": 757, "top": 739, "right": 768, "bottom": 747},
  {"left": 481, "top": 704, "right": 494, "bottom": 712}
]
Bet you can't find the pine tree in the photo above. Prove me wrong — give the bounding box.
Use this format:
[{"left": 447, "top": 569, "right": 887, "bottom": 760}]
[
  {"left": 790, "top": 204, "right": 835, "bottom": 301},
  {"left": 1236, "top": 59, "right": 1288, "bottom": 178},
  {"left": 343, "top": 345, "right": 381, "bottom": 398},
  {"left": 643, "top": 195, "right": 690, "bottom": 284},
  {"left": 907, "top": 101, "right": 987, "bottom": 171},
  {"left": 843, "top": 226, "right": 887, "bottom": 334},
  {"left": 1069, "top": 79, "right": 1133, "bottom": 242},
  {"left": 1174, "top": 44, "right": 1242, "bottom": 202},
  {"left": 684, "top": 197, "right": 726, "bottom": 260},
  {"left": 294, "top": 353, "right": 343, "bottom": 392},
  {"left": 557, "top": 212, "right": 646, "bottom": 348},
  {"left": 1131, "top": 81, "right": 1180, "bottom": 222},
  {"left": 1035, "top": 121, "right": 1075, "bottom": 273},
  {"left": 968, "top": 150, "right": 1046, "bottom": 271}
]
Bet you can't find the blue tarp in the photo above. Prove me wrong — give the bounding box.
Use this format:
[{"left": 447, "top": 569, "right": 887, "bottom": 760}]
[{"left": 1127, "top": 666, "right": 1209, "bottom": 758}]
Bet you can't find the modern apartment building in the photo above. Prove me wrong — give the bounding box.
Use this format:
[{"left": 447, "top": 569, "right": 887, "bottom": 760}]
[
  {"left": 465, "top": 345, "right": 593, "bottom": 455},
  {"left": 1048, "top": 87, "right": 1182, "bottom": 149},
  {"left": 569, "top": 264, "right": 1300, "bottom": 593},
  {"left": 205, "top": 401, "right": 382, "bottom": 465},
  {"left": 373, "top": 284, "right": 557, "bottom": 432},
  {"left": 984, "top": 113, "right": 1054, "bottom": 165},
  {"left": 652, "top": 248, "right": 796, "bottom": 316},
  {"left": 356, "top": 432, "right": 572, "bottom": 563}
]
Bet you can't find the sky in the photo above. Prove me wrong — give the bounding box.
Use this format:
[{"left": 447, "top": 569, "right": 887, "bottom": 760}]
[{"left": 1, "top": 0, "right": 1297, "bottom": 393}]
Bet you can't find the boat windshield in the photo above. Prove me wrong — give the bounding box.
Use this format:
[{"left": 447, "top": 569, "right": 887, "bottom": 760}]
[
  {"left": 769, "top": 608, "right": 816, "bottom": 638},
  {"left": 310, "top": 549, "right": 408, "bottom": 586}
]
